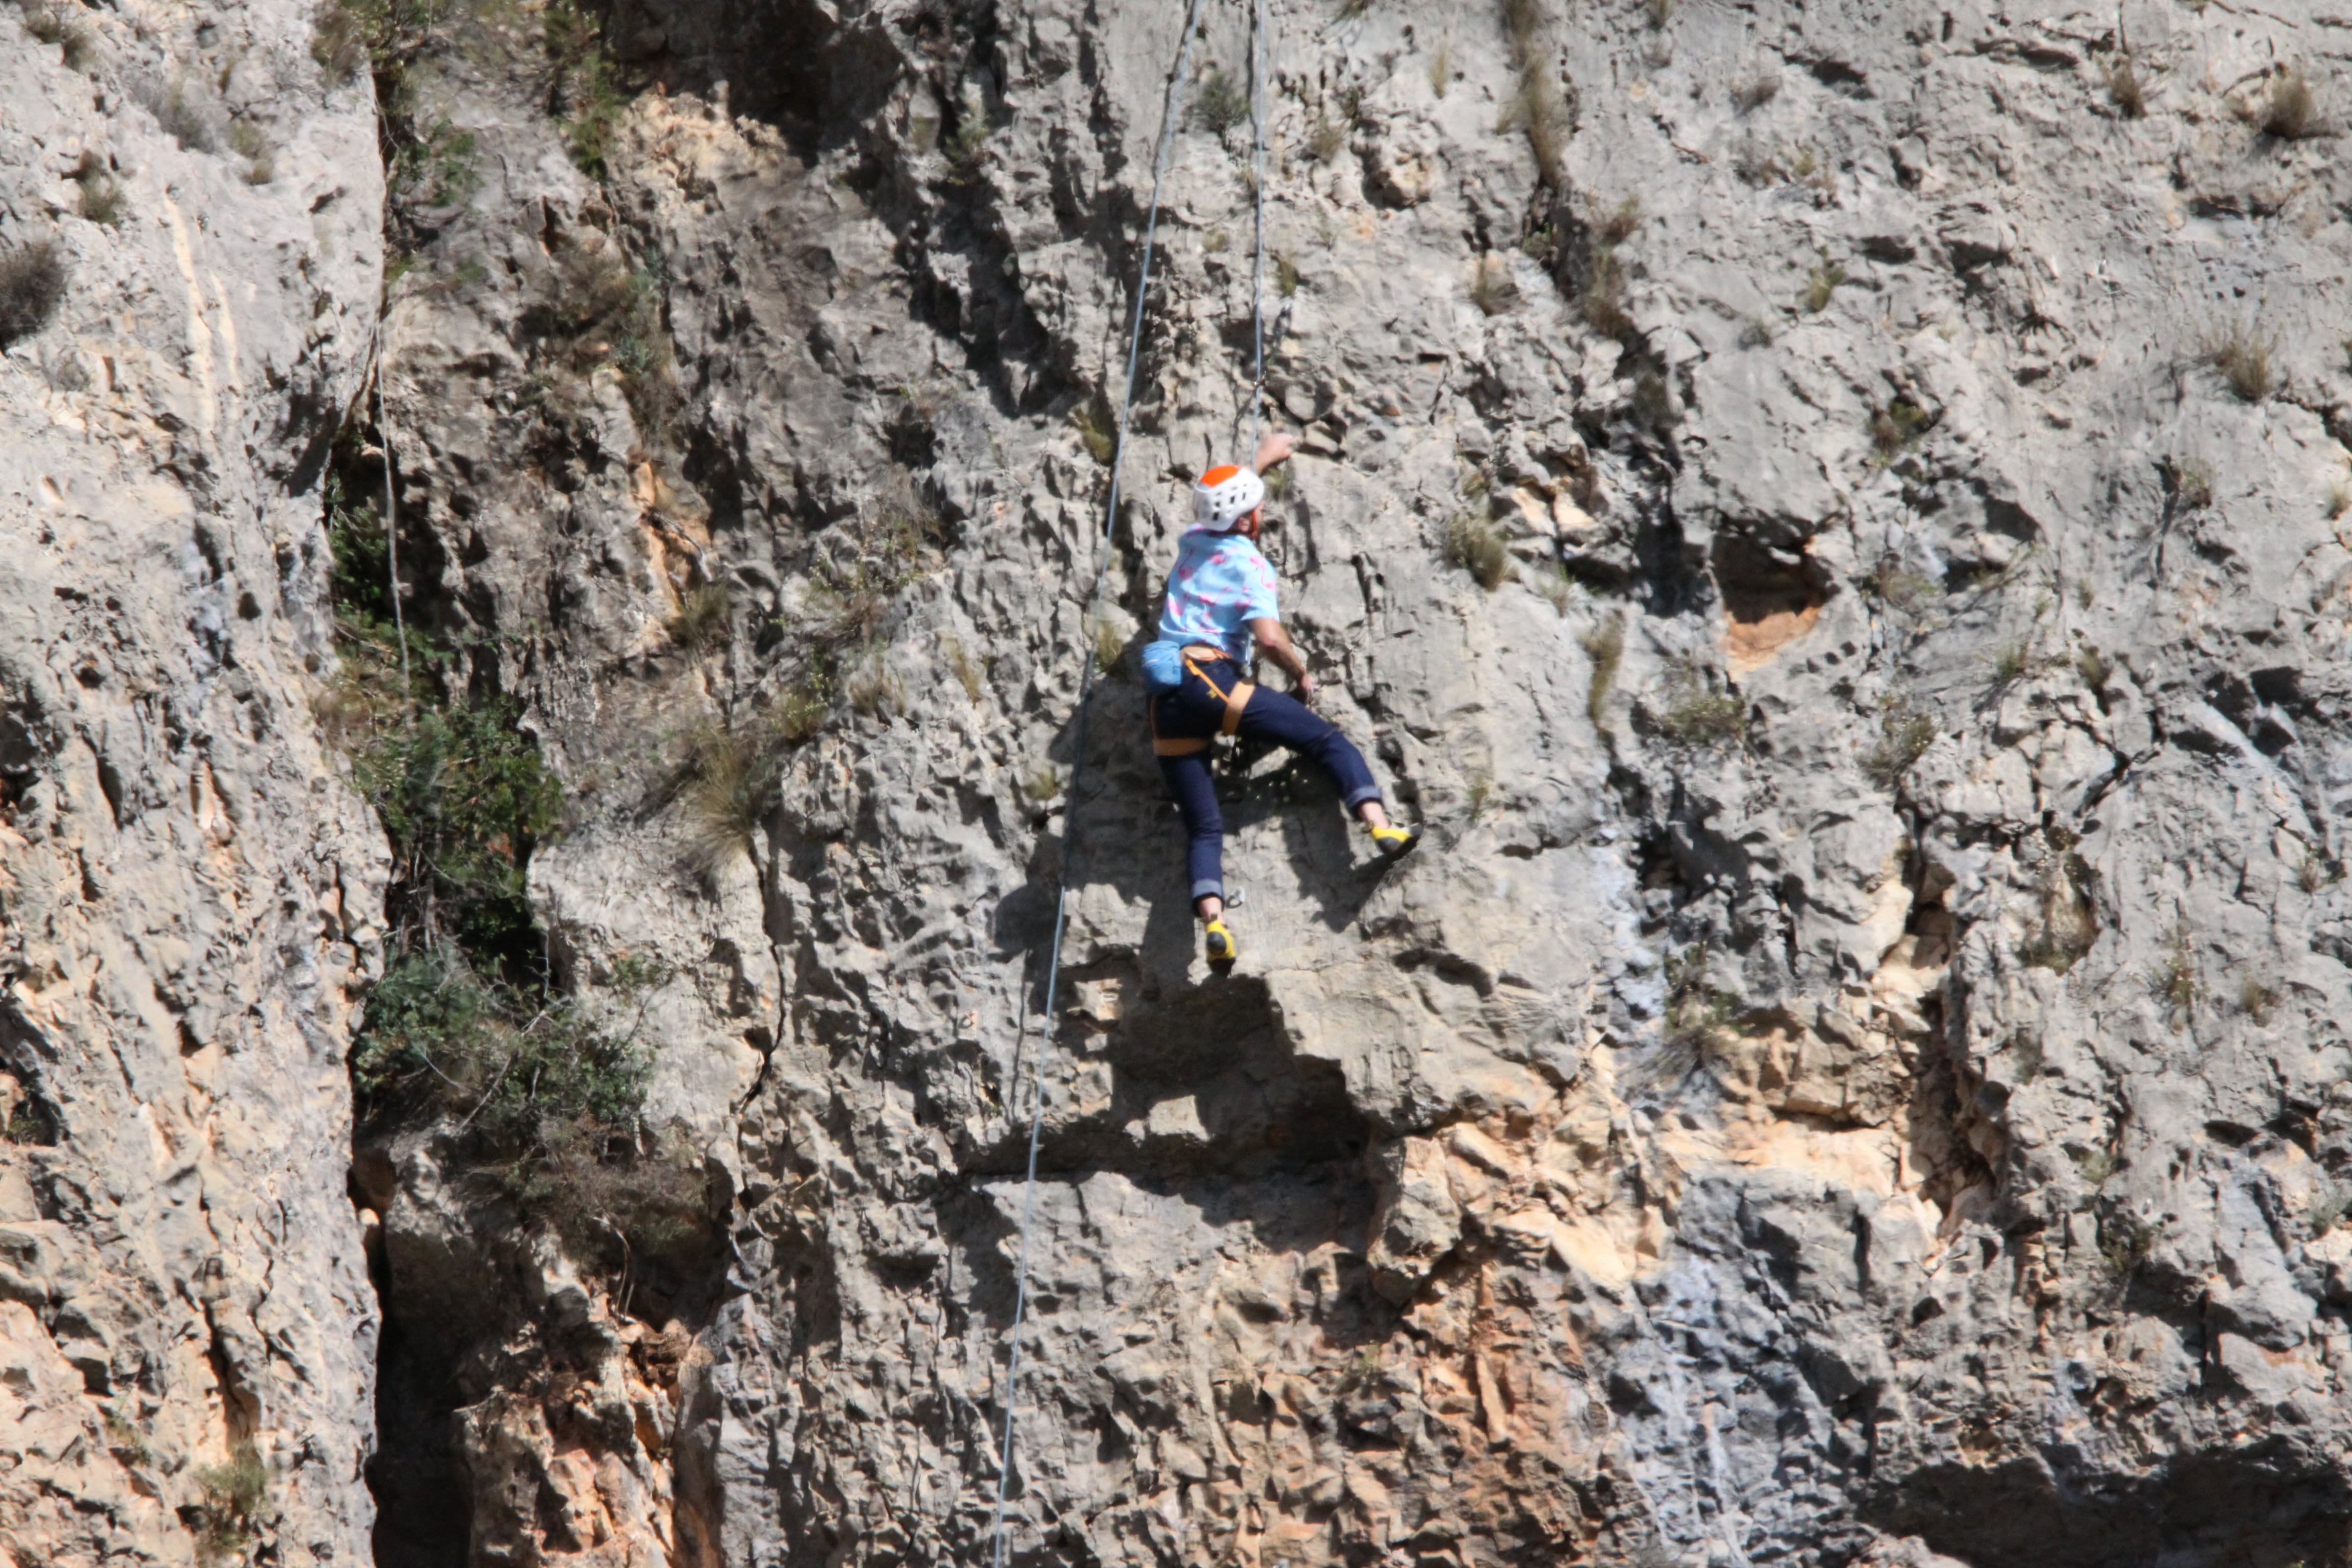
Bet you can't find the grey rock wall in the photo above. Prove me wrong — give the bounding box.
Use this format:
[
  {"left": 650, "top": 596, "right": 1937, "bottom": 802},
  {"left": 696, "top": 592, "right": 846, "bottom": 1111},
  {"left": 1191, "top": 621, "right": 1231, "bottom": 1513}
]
[
  {"left": 0, "top": 0, "right": 386, "bottom": 1563},
  {"left": 16, "top": 0, "right": 2352, "bottom": 1562},
  {"left": 360, "top": 0, "right": 2352, "bottom": 1556}
]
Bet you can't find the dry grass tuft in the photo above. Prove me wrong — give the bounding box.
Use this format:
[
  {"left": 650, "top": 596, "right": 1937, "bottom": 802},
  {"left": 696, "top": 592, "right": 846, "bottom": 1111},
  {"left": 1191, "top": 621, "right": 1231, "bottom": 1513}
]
[
  {"left": 1442, "top": 514, "right": 1513, "bottom": 589},
  {"left": 1470, "top": 253, "right": 1518, "bottom": 317},
  {"left": 1593, "top": 194, "right": 1642, "bottom": 245},
  {"left": 2259, "top": 68, "right": 2324, "bottom": 140},
  {"left": 2202, "top": 320, "right": 2274, "bottom": 402},
  {"left": 680, "top": 717, "right": 783, "bottom": 874},
  {"left": 1581, "top": 620, "right": 1623, "bottom": 729},
  {"left": 1732, "top": 65, "right": 1779, "bottom": 112},
  {"left": 1581, "top": 247, "right": 1634, "bottom": 340},
  {"left": 666, "top": 583, "right": 733, "bottom": 654},
  {"left": 1803, "top": 255, "right": 1846, "bottom": 313},
  {"left": 74, "top": 151, "right": 123, "bottom": 225},
  {"left": 2106, "top": 53, "right": 2145, "bottom": 118}
]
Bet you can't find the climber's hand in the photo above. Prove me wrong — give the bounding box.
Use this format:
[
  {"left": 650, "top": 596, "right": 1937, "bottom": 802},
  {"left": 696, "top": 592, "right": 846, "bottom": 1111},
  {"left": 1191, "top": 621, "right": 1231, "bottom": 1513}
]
[
  {"left": 1296, "top": 671, "right": 1318, "bottom": 705},
  {"left": 1253, "top": 431, "right": 1296, "bottom": 473}
]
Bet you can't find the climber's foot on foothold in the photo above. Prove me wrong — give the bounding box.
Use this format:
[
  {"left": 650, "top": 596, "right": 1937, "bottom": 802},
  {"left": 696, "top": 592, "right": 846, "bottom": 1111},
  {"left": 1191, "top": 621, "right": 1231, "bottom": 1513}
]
[
  {"left": 1370, "top": 823, "right": 1421, "bottom": 860},
  {"left": 1204, "top": 920, "right": 1238, "bottom": 965}
]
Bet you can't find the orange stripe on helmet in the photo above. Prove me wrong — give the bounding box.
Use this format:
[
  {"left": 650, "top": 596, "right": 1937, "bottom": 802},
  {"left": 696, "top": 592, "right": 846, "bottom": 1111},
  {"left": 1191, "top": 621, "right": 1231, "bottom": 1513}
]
[{"left": 1199, "top": 464, "right": 1243, "bottom": 487}]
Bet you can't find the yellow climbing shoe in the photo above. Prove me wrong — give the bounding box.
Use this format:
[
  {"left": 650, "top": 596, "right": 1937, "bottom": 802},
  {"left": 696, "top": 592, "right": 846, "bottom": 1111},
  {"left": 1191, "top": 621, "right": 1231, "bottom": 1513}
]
[
  {"left": 1204, "top": 920, "right": 1238, "bottom": 964},
  {"left": 1369, "top": 823, "right": 1422, "bottom": 859}
]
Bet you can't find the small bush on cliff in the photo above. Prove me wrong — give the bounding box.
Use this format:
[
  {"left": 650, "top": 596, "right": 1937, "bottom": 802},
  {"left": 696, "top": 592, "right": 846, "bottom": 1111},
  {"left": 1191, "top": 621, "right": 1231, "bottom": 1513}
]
[
  {"left": 2202, "top": 319, "right": 2274, "bottom": 402},
  {"left": 1650, "top": 665, "right": 1746, "bottom": 747},
  {"left": 1442, "top": 514, "right": 1513, "bottom": 589},
  {"left": 195, "top": 1442, "right": 271, "bottom": 1563},
  {"left": 0, "top": 240, "right": 70, "bottom": 349},
  {"left": 1195, "top": 68, "right": 1249, "bottom": 136}
]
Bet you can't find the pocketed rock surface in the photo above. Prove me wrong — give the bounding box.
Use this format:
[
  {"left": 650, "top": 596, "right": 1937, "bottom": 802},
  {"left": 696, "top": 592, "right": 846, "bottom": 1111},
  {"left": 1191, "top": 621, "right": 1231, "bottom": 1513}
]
[
  {"left": 13, "top": 0, "right": 2352, "bottom": 1562},
  {"left": 0, "top": 1, "right": 388, "bottom": 1562}
]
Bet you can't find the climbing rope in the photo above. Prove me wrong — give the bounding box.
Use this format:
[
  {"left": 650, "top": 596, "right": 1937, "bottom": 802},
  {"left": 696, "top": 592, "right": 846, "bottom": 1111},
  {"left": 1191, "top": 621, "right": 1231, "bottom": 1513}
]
[
  {"left": 985, "top": 0, "right": 1209, "bottom": 1562},
  {"left": 1247, "top": 0, "right": 1270, "bottom": 453}
]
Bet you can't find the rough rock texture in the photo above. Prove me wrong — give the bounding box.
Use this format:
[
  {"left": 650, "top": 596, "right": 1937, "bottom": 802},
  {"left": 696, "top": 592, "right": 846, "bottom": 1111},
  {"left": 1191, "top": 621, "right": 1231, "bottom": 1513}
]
[
  {"left": 21, "top": 0, "right": 2352, "bottom": 1562},
  {"left": 0, "top": 1, "right": 387, "bottom": 1564},
  {"left": 349, "top": 0, "right": 2352, "bottom": 1558}
]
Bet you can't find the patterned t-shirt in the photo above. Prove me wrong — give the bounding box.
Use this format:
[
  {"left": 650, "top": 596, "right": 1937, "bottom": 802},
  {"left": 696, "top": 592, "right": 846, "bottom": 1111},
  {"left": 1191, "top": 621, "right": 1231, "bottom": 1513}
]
[{"left": 1158, "top": 528, "right": 1279, "bottom": 662}]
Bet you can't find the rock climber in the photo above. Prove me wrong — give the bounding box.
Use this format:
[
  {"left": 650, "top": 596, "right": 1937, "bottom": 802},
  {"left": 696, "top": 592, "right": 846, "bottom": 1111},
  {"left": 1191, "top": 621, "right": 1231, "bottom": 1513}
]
[{"left": 1141, "top": 430, "right": 1420, "bottom": 964}]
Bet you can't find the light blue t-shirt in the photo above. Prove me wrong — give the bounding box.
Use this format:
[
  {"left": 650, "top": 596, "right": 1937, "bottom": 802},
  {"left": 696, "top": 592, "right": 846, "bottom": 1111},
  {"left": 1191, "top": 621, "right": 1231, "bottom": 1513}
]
[{"left": 1157, "top": 528, "right": 1279, "bottom": 663}]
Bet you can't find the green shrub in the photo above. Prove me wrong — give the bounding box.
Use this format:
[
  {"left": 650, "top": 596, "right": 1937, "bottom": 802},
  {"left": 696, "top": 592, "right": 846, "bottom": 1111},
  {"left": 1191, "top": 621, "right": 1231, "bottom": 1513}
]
[
  {"left": 391, "top": 116, "right": 480, "bottom": 210},
  {"left": 2310, "top": 1181, "right": 2352, "bottom": 1238},
  {"left": 195, "top": 1441, "right": 270, "bottom": 1563},
  {"left": 347, "top": 695, "right": 565, "bottom": 966},
  {"left": 0, "top": 240, "right": 69, "bottom": 347},
  {"left": 1195, "top": 68, "right": 1249, "bottom": 136},
  {"left": 942, "top": 87, "right": 990, "bottom": 181},
  {"left": 552, "top": 24, "right": 632, "bottom": 174},
  {"left": 1071, "top": 396, "right": 1116, "bottom": 465},
  {"left": 1630, "top": 369, "right": 1675, "bottom": 431},
  {"left": 1653, "top": 667, "right": 1745, "bottom": 747},
  {"left": 354, "top": 953, "right": 663, "bottom": 1149},
  {"left": 1862, "top": 698, "right": 1935, "bottom": 787},
  {"left": 1864, "top": 554, "right": 1941, "bottom": 610},
  {"left": 1869, "top": 399, "right": 1932, "bottom": 456},
  {"left": 1987, "top": 637, "right": 2036, "bottom": 688},
  {"left": 2153, "top": 926, "right": 2202, "bottom": 1018}
]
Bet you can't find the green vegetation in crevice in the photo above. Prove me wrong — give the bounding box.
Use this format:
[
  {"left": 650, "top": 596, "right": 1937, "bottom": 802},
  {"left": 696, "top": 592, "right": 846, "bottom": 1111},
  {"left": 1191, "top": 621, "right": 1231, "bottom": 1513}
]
[
  {"left": 194, "top": 1442, "right": 272, "bottom": 1565},
  {"left": 320, "top": 446, "right": 704, "bottom": 1273}
]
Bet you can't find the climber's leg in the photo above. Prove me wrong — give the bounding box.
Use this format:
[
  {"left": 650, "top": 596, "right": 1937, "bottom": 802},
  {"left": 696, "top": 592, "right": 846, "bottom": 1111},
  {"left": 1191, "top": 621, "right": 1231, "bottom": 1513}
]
[
  {"left": 1233, "top": 686, "right": 1421, "bottom": 857},
  {"left": 1157, "top": 748, "right": 1226, "bottom": 907}
]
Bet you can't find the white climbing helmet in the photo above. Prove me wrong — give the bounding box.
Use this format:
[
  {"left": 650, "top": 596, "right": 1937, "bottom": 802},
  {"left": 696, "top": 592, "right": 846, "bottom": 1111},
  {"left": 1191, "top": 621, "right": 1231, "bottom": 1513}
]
[{"left": 1192, "top": 464, "right": 1266, "bottom": 532}]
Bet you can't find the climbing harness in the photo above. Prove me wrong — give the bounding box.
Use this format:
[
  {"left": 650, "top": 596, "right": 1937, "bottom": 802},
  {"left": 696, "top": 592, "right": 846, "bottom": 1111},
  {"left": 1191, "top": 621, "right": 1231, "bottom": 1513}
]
[
  {"left": 1148, "top": 648, "right": 1257, "bottom": 757},
  {"left": 984, "top": 0, "right": 1276, "bottom": 1560}
]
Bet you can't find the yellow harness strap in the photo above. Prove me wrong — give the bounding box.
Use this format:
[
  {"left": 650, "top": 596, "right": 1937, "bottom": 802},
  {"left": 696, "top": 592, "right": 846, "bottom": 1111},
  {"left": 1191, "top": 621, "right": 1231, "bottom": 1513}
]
[{"left": 1152, "top": 649, "right": 1254, "bottom": 755}]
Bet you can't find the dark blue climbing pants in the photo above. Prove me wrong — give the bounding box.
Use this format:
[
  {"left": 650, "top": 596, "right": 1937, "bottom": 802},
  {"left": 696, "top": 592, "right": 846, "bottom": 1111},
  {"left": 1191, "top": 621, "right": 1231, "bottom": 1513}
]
[{"left": 1149, "top": 648, "right": 1380, "bottom": 907}]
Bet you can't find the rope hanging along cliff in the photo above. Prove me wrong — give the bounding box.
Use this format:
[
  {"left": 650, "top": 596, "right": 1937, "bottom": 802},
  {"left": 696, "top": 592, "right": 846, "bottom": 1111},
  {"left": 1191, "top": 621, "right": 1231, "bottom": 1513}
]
[{"left": 984, "top": 0, "right": 1271, "bottom": 1559}]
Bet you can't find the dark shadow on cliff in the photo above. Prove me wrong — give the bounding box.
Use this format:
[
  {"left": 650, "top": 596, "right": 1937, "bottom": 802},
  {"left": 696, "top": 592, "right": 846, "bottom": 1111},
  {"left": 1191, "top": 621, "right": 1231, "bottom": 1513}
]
[{"left": 1872, "top": 1447, "right": 2352, "bottom": 1568}]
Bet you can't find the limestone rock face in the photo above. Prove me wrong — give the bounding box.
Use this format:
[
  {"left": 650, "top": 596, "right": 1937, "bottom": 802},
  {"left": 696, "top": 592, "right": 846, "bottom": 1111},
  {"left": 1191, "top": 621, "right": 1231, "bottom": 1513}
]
[
  {"left": 20, "top": 0, "right": 2352, "bottom": 1561},
  {"left": 354, "top": 0, "right": 2352, "bottom": 1556},
  {"left": 0, "top": 1, "right": 387, "bottom": 1564}
]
